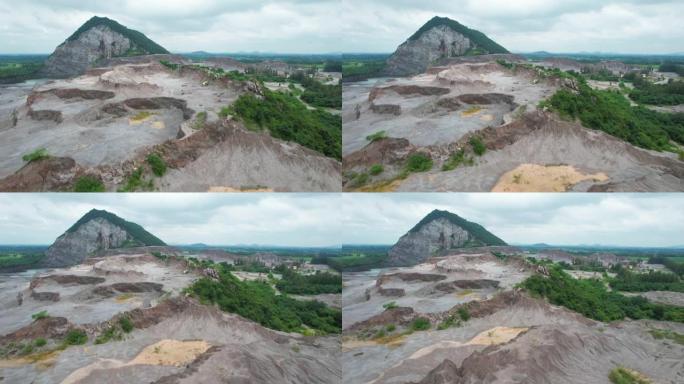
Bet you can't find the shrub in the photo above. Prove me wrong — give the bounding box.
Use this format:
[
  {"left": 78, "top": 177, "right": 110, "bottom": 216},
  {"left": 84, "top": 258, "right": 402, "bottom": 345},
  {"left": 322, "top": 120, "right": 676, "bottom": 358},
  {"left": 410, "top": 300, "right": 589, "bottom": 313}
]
[
  {"left": 34, "top": 338, "right": 47, "bottom": 347},
  {"left": 119, "top": 317, "right": 134, "bottom": 333},
  {"left": 32, "top": 311, "right": 48, "bottom": 321},
  {"left": 458, "top": 307, "right": 471, "bottom": 321},
  {"left": 366, "top": 131, "right": 387, "bottom": 142},
  {"left": 19, "top": 344, "right": 33, "bottom": 356},
  {"left": 469, "top": 136, "right": 486, "bottom": 156},
  {"left": 386, "top": 324, "right": 396, "bottom": 332},
  {"left": 64, "top": 329, "right": 87, "bottom": 345},
  {"left": 382, "top": 301, "right": 398, "bottom": 310},
  {"left": 349, "top": 172, "right": 369, "bottom": 188},
  {"left": 411, "top": 317, "right": 431, "bottom": 331},
  {"left": 193, "top": 111, "right": 208, "bottom": 129},
  {"left": 73, "top": 176, "right": 105, "bottom": 192},
  {"left": 369, "top": 164, "right": 384, "bottom": 175},
  {"left": 608, "top": 367, "right": 650, "bottom": 384},
  {"left": 22, "top": 148, "right": 49, "bottom": 163},
  {"left": 373, "top": 329, "right": 386, "bottom": 339},
  {"left": 146, "top": 154, "right": 167, "bottom": 177},
  {"left": 442, "top": 149, "right": 474, "bottom": 171},
  {"left": 404, "top": 154, "right": 433, "bottom": 173}
]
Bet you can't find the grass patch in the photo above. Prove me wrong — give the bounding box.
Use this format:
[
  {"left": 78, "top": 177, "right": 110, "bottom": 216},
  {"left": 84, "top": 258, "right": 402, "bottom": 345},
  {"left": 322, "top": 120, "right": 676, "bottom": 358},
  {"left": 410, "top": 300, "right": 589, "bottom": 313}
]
[
  {"left": 458, "top": 307, "right": 471, "bottom": 321},
  {"left": 95, "top": 326, "right": 122, "bottom": 344},
  {"left": 383, "top": 301, "right": 398, "bottom": 310},
  {"left": 193, "top": 111, "right": 208, "bottom": 129},
  {"left": 437, "top": 315, "right": 462, "bottom": 330},
  {"left": 442, "top": 149, "right": 474, "bottom": 171},
  {"left": 369, "top": 164, "right": 384, "bottom": 175},
  {"left": 609, "top": 367, "right": 651, "bottom": 384},
  {"left": 22, "top": 148, "right": 49, "bottom": 163},
  {"left": 64, "top": 329, "right": 87, "bottom": 346},
  {"left": 32, "top": 311, "right": 48, "bottom": 321},
  {"left": 649, "top": 328, "right": 684, "bottom": 345},
  {"left": 366, "top": 130, "right": 387, "bottom": 142},
  {"left": 119, "top": 317, "right": 134, "bottom": 333},
  {"left": 73, "top": 176, "right": 105, "bottom": 192},
  {"left": 146, "top": 153, "right": 167, "bottom": 177},
  {"left": 411, "top": 317, "right": 431, "bottom": 331},
  {"left": 403, "top": 153, "right": 433, "bottom": 174},
  {"left": 469, "top": 136, "right": 486, "bottom": 156},
  {"left": 119, "top": 167, "right": 154, "bottom": 192},
  {"left": 34, "top": 338, "right": 47, "bottom": 347}
]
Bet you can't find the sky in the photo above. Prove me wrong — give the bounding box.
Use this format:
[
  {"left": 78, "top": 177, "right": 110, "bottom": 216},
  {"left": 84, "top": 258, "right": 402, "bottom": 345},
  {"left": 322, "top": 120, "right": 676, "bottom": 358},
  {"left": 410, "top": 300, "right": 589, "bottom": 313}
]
[
  {"left": 0, "top": 0, "right": 341, "bottom": 54},
  {"left": 0, "top": 193, "right": 682, "bottom": 247},
  {"left": 340, "top": 0, "right": 684, "bottom": 54}
]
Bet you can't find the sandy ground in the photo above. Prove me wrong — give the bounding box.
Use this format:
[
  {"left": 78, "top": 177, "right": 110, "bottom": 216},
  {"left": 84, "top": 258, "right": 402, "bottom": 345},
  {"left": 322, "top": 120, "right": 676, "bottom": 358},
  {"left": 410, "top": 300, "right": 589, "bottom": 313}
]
[{"left": 491, "top": 164, "right": 609, "bottom": 192}]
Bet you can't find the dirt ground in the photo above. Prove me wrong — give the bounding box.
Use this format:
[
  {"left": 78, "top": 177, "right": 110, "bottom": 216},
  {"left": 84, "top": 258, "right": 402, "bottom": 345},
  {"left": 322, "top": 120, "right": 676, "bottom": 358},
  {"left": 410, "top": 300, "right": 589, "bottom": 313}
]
[{"left": 341, "top": 251, "right": 684, "bottom": 384}]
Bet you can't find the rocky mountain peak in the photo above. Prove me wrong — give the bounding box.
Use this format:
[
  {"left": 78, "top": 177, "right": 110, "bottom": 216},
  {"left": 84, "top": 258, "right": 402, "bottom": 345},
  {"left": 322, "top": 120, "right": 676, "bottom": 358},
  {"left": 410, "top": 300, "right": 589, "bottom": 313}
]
[
  {"left": 42, "top": 209, "right": 165, "bottom": 268},
  {"left": 42, "top": 16, "right": 169, "bottom": 79},
  {"left": 384, "top": 16, "right": 508, "bottom": 77},
  {"left": 386, "top": 209, "right": 506, "bottom": 266}
]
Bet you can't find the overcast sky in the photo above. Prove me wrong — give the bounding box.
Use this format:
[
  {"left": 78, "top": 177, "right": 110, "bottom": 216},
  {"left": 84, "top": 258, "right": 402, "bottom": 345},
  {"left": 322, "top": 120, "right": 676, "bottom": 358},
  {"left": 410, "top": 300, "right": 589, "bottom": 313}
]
[
  {"left": 0, "top": 194, "right": 681, "bottom": 247},
  {"left": 0, "top": 0, "right": 340, "bottom": 54},
  {"left": 340, "top": 0, "right": 684, "bottom": 54}
]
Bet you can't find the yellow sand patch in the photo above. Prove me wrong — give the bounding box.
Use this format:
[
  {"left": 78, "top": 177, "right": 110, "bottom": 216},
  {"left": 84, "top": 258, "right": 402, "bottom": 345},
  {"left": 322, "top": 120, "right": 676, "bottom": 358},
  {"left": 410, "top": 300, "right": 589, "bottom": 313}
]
[
  {"left": 461, "top": 106, "right": 482, "bottom": 117},
  {"left": 456, "top": 289, "right": 474, "bottom": 298},
  {"left": 492, "top": 164, "right": 608, "bottom": 192},
  {"left": 373, "top": 333, "right": 407, "bottom": 349},
  {"left": 129, "top": 111, "right": 154, "bottom": 125},
  {"left": 480, "top": 114, "right": 494, "bottom": 122},
  {"left": 59, "top": 340, "right": 211, "bottom": 384},
  {"left": 131, "top": 340, "right": 211, "bottom": 366},
  {"left": 0, "top": 348, "right": 63, "bottom": 369},
  {"left": 354, "top": 178, "right": 403, "bottom": 192},
  {"left": 208, "top": 186, "right": 274, "bottom": 192},
  {"left": 152, "top": 121, "right": 165, "bottom": 129},
  {"left": 466, "top": 326, "right": 528, "bottom": 346},
  {"left": 115, "top": 293, "right": 135, "bottom": 303}
]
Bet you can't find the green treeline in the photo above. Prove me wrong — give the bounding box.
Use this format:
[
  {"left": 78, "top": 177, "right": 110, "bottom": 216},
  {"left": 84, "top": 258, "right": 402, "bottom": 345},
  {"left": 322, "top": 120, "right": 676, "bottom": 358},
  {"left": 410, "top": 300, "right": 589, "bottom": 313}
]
[
  {"left": 274, "top": 266, "right": 342, "bottom": 294},
  {"left": 543, "top": 80, "right": 684, "bottom": 151},
  {"left": 522, "top": 267, "right": 684, "bottom": 323},
  {"left": 629, "top": 75, "right": 684, "bottom": 106},
  {"left": 187, "top": 268, "right": 341, "bottom": 334},
  {"left": 224, "top": 89, "right": 341, "bottom": 159},
  {"left": 290, "top": 72, "right": 341, "bottom": 109},
  {"left": 609, "top": 267, "right": 684, "bottom": 293}
]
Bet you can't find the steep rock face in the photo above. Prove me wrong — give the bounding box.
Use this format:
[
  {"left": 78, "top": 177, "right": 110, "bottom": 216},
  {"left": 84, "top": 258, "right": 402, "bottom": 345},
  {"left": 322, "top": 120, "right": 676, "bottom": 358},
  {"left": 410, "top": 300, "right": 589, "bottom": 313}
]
[
  {"left": 387, "top": 217, "right": 474, "bottom": 266},
  {"left": 43, "top": 218, "right": 132, "bottom": 267},
  {"left": 42, "top": 16, "right": 168, "bottom": 78},
  {"left": 386, "top": 210, "right": 506, "bottom": 266},
  {"left": 42, "top": 209, "right": 165, "bottom": 268},
  {"left": 385, "top": 25, "right": 472, "bottom": 77},
  {"left": 385, "top": 16, "right": 508, "bottom": 77},
  {"left": 43, "top": 25, "right": 132, "bottom": 78}
]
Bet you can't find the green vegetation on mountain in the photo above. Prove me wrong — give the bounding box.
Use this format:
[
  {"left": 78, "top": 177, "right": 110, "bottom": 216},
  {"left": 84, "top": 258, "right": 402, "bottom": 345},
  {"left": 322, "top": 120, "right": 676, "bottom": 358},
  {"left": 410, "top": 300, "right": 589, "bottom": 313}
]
[
  {"left": 409, "top": 16, "right": 509, "bottom": 54},
  {"left": 659, "top": 62, "right": 684, "bottom": 76},
  {"left": 319, "top": 252, "right": 388, "bottom": 272},
  {"left": 66, "top": 16, "right": 169, "bottom": 55},
  {"left": 409, "top": 210, "right": 507, "bottom": 246},
  {"left": 522, "top": 267, "right": 684, "bottom": 323},
  {"left": 66, "top": 209, "right": 166, "bottom": 246},
  {"left": 187, "top": 267, "right": 341, "bottom": 334},
  {"left": 541, "top": 79, "right": 684, "bottom": 152},
  {"left": 222, "top": 88, "right": 341, "bottom": 159},
  {"left": 274, "top": 266, "right": 342, "bottom": 294},
  {"left": 0, "top": 62, "right": 43, "bottom": 83}
]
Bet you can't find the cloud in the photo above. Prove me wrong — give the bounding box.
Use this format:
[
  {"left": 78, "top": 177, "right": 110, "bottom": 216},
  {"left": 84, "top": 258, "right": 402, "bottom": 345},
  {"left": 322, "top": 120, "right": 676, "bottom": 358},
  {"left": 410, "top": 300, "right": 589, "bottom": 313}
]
[
  {"left": 339, "top": 0, "right": 684, "bottom": 53},
  {"left": 0, "top": 194, "right": 681, "bottom": 248},
  {"left": 0, "top": 0, "right": 340, "bottom": 53}
]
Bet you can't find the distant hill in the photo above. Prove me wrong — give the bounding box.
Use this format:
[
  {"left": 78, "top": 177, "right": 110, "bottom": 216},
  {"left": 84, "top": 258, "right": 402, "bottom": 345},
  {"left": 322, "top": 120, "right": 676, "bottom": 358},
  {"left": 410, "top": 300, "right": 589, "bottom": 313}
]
[
  {"left": 386, "top": 209, "right": 506, "bottom": 266},
  {"left": 385, "top": 16, "right": 508, "bottom": 76},
  {"left": 42, "top": 209, "right": 165, "bottom": 267},
  {"left": 42, "top": 16, "right": 169, "bottom": 78}
]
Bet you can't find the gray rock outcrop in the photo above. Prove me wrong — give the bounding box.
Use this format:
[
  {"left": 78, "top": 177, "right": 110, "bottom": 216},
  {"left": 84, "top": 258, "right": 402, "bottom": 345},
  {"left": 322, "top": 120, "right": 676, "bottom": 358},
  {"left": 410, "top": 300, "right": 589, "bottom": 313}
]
[
  {"left": 43, "top": 217, "right": 132, "bottom": 268},
  {"left": 385, "top": 25, "right": 472, "bottom": 77}
]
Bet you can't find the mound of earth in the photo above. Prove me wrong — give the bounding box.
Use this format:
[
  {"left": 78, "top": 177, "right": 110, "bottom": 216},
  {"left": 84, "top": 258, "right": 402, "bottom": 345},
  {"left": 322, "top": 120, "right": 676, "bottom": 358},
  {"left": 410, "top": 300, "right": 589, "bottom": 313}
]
[
  {"left": 0, "top": 60, "right": 341, "bottom": 191},
  {"left": 0, "top": 252, "right": 341, "bottom": 384}
]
